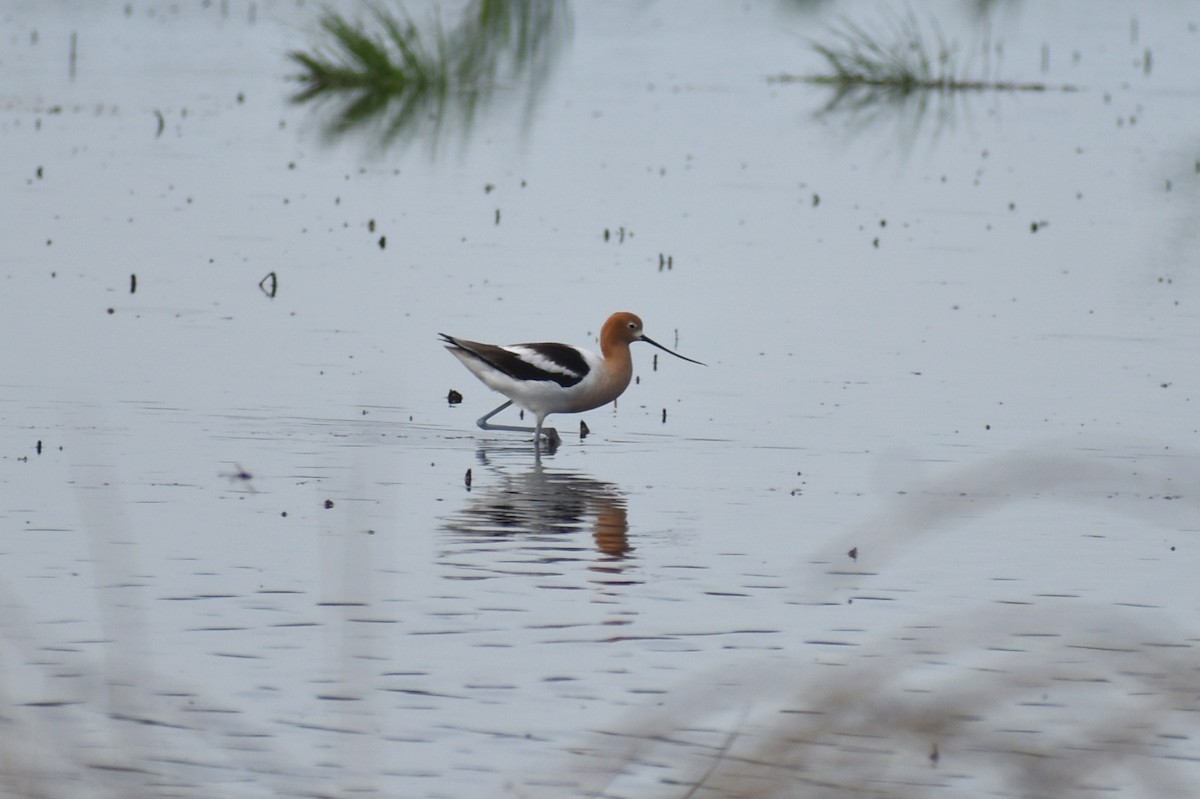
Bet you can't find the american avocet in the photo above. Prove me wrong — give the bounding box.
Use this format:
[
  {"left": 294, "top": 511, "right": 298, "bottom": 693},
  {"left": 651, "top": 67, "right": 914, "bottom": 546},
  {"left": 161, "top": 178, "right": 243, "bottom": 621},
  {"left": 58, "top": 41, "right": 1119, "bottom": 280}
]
[{"left": 441, "top": 311, "right": 704, "bottom": 449}]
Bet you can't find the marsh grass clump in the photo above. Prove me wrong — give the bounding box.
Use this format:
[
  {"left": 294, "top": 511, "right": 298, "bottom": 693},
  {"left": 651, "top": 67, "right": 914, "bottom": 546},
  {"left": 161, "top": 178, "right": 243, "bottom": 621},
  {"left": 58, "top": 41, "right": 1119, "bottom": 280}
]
[
  {"left": 289, "top": 6, "right": 449, "bottom": 100},
  {"left": 288, "top": 1, "right": 569, "bottom": 149},
  {"left": 777, "top": 11, "right": 1073, "bottom": 99},
  {"left": 810, "top": 12, "right": 960, "bottom": 93}
]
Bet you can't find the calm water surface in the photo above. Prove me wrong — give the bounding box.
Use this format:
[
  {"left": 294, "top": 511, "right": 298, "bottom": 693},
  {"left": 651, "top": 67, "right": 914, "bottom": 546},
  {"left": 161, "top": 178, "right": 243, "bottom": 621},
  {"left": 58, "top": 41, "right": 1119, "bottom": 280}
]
[{"left": 2, "top": 1, "right": 1198, "bottom": 796}]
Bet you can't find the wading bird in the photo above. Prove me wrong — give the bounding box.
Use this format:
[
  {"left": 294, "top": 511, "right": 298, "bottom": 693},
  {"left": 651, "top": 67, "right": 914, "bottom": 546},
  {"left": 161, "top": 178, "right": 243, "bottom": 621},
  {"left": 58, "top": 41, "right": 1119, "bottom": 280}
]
[{"left": 441, "top": 312, "right": 704, "bottom": 450}]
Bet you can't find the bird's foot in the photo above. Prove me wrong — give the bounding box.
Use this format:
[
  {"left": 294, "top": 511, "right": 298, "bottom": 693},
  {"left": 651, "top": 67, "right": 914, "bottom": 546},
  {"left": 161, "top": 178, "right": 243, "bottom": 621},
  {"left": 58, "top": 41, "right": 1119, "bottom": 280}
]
[{"left": 535, "top": 428, "right": 561, "bottom": 452}]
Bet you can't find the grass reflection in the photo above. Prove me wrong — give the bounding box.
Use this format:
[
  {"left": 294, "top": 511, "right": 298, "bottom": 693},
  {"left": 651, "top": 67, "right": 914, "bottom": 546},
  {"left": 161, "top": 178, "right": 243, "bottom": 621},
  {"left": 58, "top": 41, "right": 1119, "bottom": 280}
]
[{"left": 288, "top": 0, "right": 570, "bottom": 152}]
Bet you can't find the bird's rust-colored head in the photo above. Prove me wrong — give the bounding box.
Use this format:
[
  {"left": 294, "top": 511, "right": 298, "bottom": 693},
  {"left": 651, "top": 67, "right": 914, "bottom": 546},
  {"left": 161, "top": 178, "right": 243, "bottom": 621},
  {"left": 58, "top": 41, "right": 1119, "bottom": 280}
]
[{"left": 600, "top": 312, "right": 705, "bottom": 365}]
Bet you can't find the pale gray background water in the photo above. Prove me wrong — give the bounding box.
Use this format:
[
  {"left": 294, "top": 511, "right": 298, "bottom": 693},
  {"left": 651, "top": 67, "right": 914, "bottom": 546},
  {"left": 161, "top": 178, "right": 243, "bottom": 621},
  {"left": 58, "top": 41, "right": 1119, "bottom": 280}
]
[{"left": 2, "top": 1, "right": 1198, "bottom": 796}]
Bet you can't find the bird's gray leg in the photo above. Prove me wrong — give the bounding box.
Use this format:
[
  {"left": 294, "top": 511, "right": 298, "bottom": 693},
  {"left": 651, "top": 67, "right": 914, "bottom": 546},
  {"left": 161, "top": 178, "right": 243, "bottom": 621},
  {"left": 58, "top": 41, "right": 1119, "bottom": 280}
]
[
  {"left": 476, "top": 400, "right": 560, "bottom": 448},
  {"left": 532, "top": 416, "right": 561, "bottom": 452},
  {"left": 476, "top": 400, "right": 515, "bottom": 430}
]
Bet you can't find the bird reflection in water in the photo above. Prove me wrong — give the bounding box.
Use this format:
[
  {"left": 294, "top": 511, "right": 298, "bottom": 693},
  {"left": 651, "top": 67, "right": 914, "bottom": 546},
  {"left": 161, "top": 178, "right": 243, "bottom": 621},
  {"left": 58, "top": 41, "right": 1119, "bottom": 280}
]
[{"left": 442, "top": 446, "right": 633, "bottom": 579}]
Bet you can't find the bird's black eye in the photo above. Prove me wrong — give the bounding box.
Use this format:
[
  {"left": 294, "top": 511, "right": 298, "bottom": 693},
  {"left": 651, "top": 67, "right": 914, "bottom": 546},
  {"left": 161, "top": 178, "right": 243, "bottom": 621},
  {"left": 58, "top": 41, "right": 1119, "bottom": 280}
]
[{"left": 628, "top": 322, "right": 637, "bottom": 330}]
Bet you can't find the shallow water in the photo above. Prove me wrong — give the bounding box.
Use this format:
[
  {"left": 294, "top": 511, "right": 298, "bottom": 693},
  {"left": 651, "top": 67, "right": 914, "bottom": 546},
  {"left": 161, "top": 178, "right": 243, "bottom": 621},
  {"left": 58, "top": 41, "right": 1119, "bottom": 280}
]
[{"left": 2, "top": 1, "right": 1199, "bottom": 796}]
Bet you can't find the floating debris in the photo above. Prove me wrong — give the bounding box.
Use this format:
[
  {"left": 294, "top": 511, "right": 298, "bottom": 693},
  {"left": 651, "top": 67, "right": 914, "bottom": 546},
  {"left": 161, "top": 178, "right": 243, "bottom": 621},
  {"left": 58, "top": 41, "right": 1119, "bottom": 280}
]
[
  {"left": 259, "top": 271, "right": 278, "bottom": 298},
  {"left": 580, "top": 420, "right": 589, "bottom": 439},
  {"left": 130, "top": 273, "right": 137, "bottom": 294},
  {"left": 848, "top": 546, "right": 859, "bottom": 561},
  {"left": 464, "top": 468, "right": 472, "bottom": 490},
  {"left": 220, "top": 463, "right": 257, "bottom": 493},
  {"left": 447, "top": 389, "right": 463, "bottom": 405}
]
